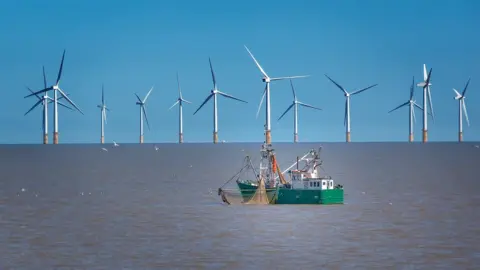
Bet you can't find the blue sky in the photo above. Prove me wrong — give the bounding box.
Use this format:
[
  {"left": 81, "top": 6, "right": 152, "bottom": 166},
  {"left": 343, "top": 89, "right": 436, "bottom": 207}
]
[{"left": 0, "top": 0, "right": 479, "bottom": 143}]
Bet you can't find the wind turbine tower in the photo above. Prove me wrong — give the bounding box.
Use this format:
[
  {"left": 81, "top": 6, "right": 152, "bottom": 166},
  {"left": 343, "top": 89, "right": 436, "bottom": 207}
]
[
  {"left": 416, "top": 64, "right": 434, "bottom": 143},
  {"left": 169, "top": 72, "right": 192, "bottom": 143},
  {"left": 453, "top": 78, "right": 471, "bottom": 142},
  {"left": 25, "top": 50, "right": 83, "bottom": 144},
  {"left": 388, "top": 76, "right": 424, "bottom": 142},
  {"left": 278, "top": 80, "right": 322, "bottom": 143},
  {"left": 193, "top": 58, "right": 247, "bottom": 144},
  {"left": 135, "top": 86, "right": 153, "bottom": 144},
  {"left": 325, "top": 74, "right": 378, "bottom": 142},
  {"left": 97, "top": 84, "right": 110, "bottom": 144},
  {"left": 244, "top": 45, "right": 309, "bottom": 144}
]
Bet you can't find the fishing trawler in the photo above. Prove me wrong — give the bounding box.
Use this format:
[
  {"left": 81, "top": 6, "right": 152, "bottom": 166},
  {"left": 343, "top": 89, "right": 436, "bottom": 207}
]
[{"left": 218, "top": 143, "right": 344, "bottom": 205}]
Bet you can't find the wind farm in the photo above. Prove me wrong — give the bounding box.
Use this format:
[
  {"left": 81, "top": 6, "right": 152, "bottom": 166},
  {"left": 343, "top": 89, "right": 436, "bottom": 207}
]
[{"left": 20, "top": 50, "right": 476, "bottom": 145}]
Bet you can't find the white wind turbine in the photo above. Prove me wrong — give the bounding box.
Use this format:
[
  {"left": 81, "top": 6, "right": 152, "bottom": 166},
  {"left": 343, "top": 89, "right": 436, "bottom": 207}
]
[
  {"left": 388, "top": 76, "right": 425, "bottom": 142},
  {"left": 24, "top": 50, "right": 84, "bottom": 144},
  {"left": 453, "top": 78, "right": 471, "bottom": 142},
  {"left": 416, "top": 64, "right": 434, "bottom": 143},
  {"left": 97, "top": 84, "right": 110, "bottom": 144},
  {"left": 135, "top": 86, "right": 153, "bottom": 144},
  {"left": 194, "top": 58, "right": 247, "bottom": 144},
  {"left": 244, "top": 45, "right": 309, "bottom": 144},
  {"left": 278, "top": 80, "right": 322, "bottom": 143},
  {"left": 24, "top": 66, "right": 72, "bottom": 144},
  {"left": 324, "top": 74, "right": 378, "bottom": 142},
  {"left": 169, "top": 72, "right": 192, "bottom": 143}
]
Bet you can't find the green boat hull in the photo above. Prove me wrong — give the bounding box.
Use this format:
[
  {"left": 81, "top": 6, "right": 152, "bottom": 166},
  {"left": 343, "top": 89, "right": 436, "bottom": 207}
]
[
  {"left": 237, "top": 181, "right": 344, "bottom": 205},
  {"left": 275, "top": 188, "right": 344, "bottom": 205},
  {"left": 236, "top": 180, "right": 277, "bottom": 203}
]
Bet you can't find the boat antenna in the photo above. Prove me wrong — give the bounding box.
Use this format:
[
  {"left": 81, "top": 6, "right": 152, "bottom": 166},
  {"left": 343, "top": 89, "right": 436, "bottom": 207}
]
[{"left": 296, "top": 156, "right": 299, "bottom": 170}]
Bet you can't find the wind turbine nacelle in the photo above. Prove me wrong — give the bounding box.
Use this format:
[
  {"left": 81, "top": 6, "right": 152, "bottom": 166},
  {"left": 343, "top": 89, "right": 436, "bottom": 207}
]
[
  {"left": 136, "top": 102, "right": 142, "bottom": 105},
  {"left": 262, "top": 77, "right": 270, "bottom": 83},
  {"left": 454, "top": 96, "right": 462, "bottom": 100}
]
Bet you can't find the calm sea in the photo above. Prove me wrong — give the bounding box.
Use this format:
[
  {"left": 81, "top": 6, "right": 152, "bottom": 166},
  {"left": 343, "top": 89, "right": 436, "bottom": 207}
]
[{"left": 1, "top": 142, "right": 479, "bottom": 269}]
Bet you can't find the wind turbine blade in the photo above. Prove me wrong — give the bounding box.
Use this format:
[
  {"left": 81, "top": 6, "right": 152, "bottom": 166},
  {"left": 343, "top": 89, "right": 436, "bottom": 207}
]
[
  {"left": 410, "top": 76, "right": 415, "bottom": 100},
  {"left": 208, "top": 58, "right": 217, "bottom": 90},
  {"left": 244, "top": 45, "right": 269, "bottom": 78},
  {"left": 388, "top": 101, "right": 409, "bottom": 113},
  {"left": 351, "top": 84, "right": 378, "bottom": 96},
  {"left": 256, "top": 86, "right": 266, "bottom": 119},
  {"left": 169, "top": 100, "right": 179, "bottom": 110},
  {"left": 42, "top": 66, "right": 47, "bottom": 89},
  {"left": 57, "top": 100, "right": 73, "bottom": 111},
  {"left": 56, "top": 50, "right": 66, "bottom": 85},
  {"left": 193, "top": 93, "right": 213, "bottom": 115},
  {"left": 27, "top": 87, "right": 42, "bottom": 101},
  {"left": 461, "top": 78, "right": 471, "bottom": 97},
  {"left": 463, "top": 100, "right": 470, "bottom": 127},
  {"left": 425, "top": 68, "right": 433, "bottom": 88},
  {"left": 134, "top": 93, "right": 142, "bottom": 103},
  {"left": 325, "top": 74, "right": 347, "bottom": 94},
  {"left": 290, "top": 80, "right": 297, "bottom": 100},
  {"left": 423, "top": 64, "right": 428, "bottom": 81},
  {"left": 278, "top": 103, "right": 294, "bottom": 121},
  {"left": 57, "top": 87, "right": 84, "bottom": 115},
  {"left": 24, "top": 99, "right": 43, "bottom": 116},
  {"left": 413, "top": 102, "right": 423, "bottom": 111},
  {"left": 218, "top": 91, "right": 248, "bottom": 103},
  {"left": 24, "top": 87, "right": 53, "bottom": 98},
  {"left": 177, "top": 72, "right": 183, "bottom": 98},
  {"left": 143, "top": 86, "right": 154, "bottom": 103},
  {"left": 105, "top": 107, "right": 110, "bottom": 112},
  {"left": 102, "top": 84, "right": 105, "bottom": 104},
  {"left": 298, "top": 101, "right": 322, "bottom": 110},
  {"left": 453, "top": 88, "right": 461, "bottom": 98},
  {"left": 271, "top": 75, "right": 309, "bottom": 81},
  {"left": 181, "top": 99, "right": 192, "bottom": 104},
  {"left": 427, "top": 87, "right": 434, "bottom": 122},
  {"left": 344, "top": 99, "right": 348, "bottom": 127},
  {"left": 142, "top": 106, "right": 150, "bottom": 130},
  {"left": 103, "top": 109, "right": 107, "bottom": 124},
  {"left": 412, "top": 105, "right": 417, "bottom": 123}
]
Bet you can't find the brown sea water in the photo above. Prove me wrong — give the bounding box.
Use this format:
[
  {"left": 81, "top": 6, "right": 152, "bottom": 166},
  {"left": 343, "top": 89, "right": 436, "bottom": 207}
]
[{"left": 0, "top": 142, "right": 479, "bottom": 269}]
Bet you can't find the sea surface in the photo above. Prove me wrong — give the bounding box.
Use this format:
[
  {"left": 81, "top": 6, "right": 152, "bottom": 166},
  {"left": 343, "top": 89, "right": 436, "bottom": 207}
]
[{"left": 1, "top": 142, "right": 479, "bottom": 269}]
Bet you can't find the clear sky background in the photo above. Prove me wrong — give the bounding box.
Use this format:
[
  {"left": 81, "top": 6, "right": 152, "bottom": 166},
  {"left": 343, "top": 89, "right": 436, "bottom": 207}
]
[{"left": 0, "top": 0, "right": 479, "bottom": 144}]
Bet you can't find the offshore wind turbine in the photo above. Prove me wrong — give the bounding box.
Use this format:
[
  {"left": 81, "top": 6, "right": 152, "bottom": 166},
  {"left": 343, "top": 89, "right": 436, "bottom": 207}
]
[
  {"left": 24, "top": 50, "right": 84, "bottom": 144},
  {"left": 193, "top": 58, "right": 247, "bottom": 144},
  {"left": 388, "top": 76, "right": 424, "bottom": 142},
  {"left": 325, "top": 74, "right": 378, "bottom": 142},
  {"left": 244, "top": 45, "right": 309, "bottom": 144},
  {"left": 278, "top": 80, "right": 322, "bottom": 143},
  {"left": 97, "top": 84, "right": 110, "bottom": 144},
  {"left": 453, "top": 78, "right": 471, "bottom": 142},
  {"left": 416, "top": 64, "right": 434, "bottom": 143},
  {"left": 135, "top": 86, "right": 153, "bottom": 144},
  {"left": 24, "top": 66, "right": 71, "bottom": 144},
  {"left": 169, "top": 72, "right": 192, "bottom": 143}
]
